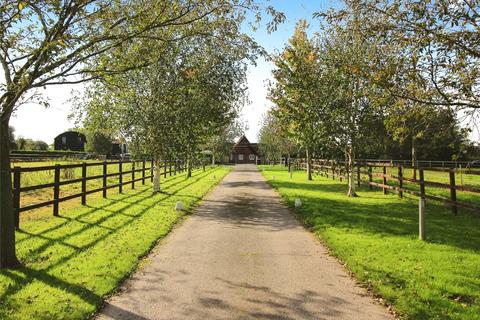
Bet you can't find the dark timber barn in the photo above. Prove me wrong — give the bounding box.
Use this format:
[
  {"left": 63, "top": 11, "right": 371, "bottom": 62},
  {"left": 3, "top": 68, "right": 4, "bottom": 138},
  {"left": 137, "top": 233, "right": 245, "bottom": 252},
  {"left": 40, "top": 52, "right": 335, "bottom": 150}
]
[
  {"left": 229, "top": 135, "right": 260, "bottom": 164},
  {"left": 54, "top": 131, "right": 87, "bottom": 151}
]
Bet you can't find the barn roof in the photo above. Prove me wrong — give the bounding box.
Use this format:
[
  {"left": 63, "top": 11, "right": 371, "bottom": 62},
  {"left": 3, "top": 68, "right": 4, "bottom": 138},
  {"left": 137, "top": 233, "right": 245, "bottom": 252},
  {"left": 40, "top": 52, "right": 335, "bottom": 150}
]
[
  {"left": 232, "top": 135, "right": 258, "bottom": 155},
  {"left": 54, "top": 131, "right": 87, "bottom": 141}
]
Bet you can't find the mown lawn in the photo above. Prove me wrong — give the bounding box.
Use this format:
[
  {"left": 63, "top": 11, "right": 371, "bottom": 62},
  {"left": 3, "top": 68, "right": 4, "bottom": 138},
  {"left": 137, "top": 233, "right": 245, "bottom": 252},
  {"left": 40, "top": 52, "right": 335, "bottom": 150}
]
[
  {"left": 368, "top": 166, "right": 480, "bottom": 207},
  {"left": 0, "top": 166, "right": 231, "bottom": 320},
  {"left": 260, "top": 165, "right": 480, "bottom": 320},
  {"left": 11, "top": 160, "right": 153, "bottom": 210}
]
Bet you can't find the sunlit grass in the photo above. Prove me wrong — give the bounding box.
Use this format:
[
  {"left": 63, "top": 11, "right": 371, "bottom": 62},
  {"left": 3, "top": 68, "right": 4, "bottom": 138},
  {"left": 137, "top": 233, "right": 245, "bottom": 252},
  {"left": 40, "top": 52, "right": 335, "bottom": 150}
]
[
  {"left": 0, "top": 166, "right": 231, "bottom": 320},
  {"left": 11, "top": 160, "right": 155, "bottom": 214},
  {"left": 260, "top": 165, "right": 480, "bottom": 320}
]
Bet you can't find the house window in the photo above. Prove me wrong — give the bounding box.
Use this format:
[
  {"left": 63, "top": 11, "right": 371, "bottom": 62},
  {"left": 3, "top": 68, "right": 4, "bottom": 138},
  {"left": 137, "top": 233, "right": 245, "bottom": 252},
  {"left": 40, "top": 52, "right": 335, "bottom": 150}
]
[
  {"left": 238, "top": 154, "right": 244, "bottom": 161},
  {"left": 62, "top": 136, "right": 67, "bottom": 144},
  {"left": 230, "top": 154, "right": 233, "bottom": 161},
  {"left": 249, "top": 154, "right": 255, "bottom": 161}
]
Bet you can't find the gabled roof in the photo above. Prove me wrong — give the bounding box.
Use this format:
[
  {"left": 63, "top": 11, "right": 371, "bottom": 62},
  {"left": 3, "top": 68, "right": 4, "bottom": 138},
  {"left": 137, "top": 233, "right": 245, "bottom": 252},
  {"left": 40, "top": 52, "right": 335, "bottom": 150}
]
[
  {"left": 232, "top": 135, "right": 258, "bottom": 155},
  {"left": 234, "top": 135, "right": 250, "bottom": 147}
]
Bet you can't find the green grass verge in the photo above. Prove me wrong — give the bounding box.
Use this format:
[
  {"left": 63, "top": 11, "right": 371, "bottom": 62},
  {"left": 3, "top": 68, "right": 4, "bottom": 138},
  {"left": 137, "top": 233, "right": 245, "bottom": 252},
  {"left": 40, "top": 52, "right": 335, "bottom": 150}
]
[
  {"left": 369, "top": 166, "right": 480, "bottom": 207},
  {"left": 0, "top": 166, "right": 231, "bottom": 320},
  {"left": 259, "top": 165, "right": 480, "bottom": 320}
]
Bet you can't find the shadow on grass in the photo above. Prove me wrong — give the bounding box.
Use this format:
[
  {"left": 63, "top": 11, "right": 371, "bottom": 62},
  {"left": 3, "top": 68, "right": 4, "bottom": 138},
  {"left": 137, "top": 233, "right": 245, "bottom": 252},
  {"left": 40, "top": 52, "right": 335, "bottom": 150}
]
[
  {"left": 0, "top": 167, "right": 221, "bottom": 319},
  {"left": 268, "top": 177, "right": 480, "bottom": 253},
  {"left": 260, "top": 167, "right": 480, "bottom": 319}
]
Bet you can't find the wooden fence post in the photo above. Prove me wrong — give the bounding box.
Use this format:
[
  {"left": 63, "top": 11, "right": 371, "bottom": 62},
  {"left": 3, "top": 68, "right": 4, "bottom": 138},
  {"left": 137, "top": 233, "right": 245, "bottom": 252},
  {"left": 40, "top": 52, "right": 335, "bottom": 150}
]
[
  {"left": 332, "top": 163, "right": 335, "bottom": 180},
  {"left": 449, "top": 169, "right": 457, "bottom": 216},
  {"left": 103, "top": 161, "right": 107, "bottom": 198},
  {"left": 398, "top": 165, "right": 403, "bottom": 198},
  {"left": 174, "top": 160, "right": 177, "bottom": 175},
  {"left": 169, "top": 161, "right": 172, "bottom": 176},
  {"left": 150, "top": 159, "right": 154, "bottom": 182},
  {"left": 142, "top": 160, "right": 146, "bottom": 185},
  {"left": 357, "top": 164, "right": 361, "bottom": 187},
  {"left": 53, "top": 164, "right": 60, "bottom": 216},
  {"left": 13, "top": 167, "right": 21, "bottom": 230},
  {"left": 164, "top": 162, "right": 167, "bottom": 178},
  {"left": 383, "top": 166, "right": 387, "bottom": 195},
  {"left": 131, "top": 161, "right": 135, "bottom": 189},
  {"left": 419, "top": 168, "right": 425, "bottom": 198},
  {"left": 119, "top": 161, "right": 123, "bottom": 193},
  {"left": 81, "top": 163, "right": 87, "bottom": 204},
  {"left": 368, "top": 166, "right": 373, "bottom": 190}
]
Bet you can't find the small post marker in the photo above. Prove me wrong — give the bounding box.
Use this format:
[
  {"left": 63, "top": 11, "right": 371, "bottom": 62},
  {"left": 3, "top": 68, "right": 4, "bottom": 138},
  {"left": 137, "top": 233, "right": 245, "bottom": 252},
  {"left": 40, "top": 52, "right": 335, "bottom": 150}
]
[
  {"left": 419, "top": 197, "right": 426, "bottom": 240},
  {"left": 175, "top": 201, "right": 183, "bottom": 211},
  {"left": 294, "top": 198, "right": 302, "bottom": 208},
  {"left": 272, "top": 175, "right": 275, "bottom": 180}
]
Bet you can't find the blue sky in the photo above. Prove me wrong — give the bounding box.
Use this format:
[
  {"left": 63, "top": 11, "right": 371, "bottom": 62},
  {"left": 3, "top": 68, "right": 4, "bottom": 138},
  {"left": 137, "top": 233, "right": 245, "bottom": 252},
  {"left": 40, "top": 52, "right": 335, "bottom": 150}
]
[
  {"left": 9, "top": 1, "right": 340, "bottom": 144},
  {"left": 240, "top": 0, "right": 340, "bottom": 142}
]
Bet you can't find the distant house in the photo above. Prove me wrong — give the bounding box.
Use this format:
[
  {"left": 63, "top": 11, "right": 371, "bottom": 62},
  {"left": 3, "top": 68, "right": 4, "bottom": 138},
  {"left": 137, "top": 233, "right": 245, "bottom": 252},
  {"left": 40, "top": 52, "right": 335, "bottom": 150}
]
[
  {"left": 111, "top": 140, "right": 128, "bottom": 156},
  {"left": 54, "top": 131, "right": 87, "bottom": 151},
  {"left": 229, "top": 135, "right": 260, "bottom": 164}
]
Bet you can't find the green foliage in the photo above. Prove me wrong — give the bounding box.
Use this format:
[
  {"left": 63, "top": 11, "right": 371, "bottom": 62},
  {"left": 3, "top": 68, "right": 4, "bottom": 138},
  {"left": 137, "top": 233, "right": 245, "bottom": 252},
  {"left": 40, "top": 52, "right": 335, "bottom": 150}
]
[
  {"left": 14, "top": 138, "right": 49, "bottom": 151},
  {"left": 260, "top": 165, "right": 480, "bottom": 320},
  {"left": 86, "top": 132, "right": 112, "bottom": 155},
  {"left": 76, "top": 5, "right": 260, "bottom": 173},
  {"left": 206, "top": 120, "right": 245, "bottom": 164},
  {"left": 345, "top": 0, "right": 480, "bottom": 112},
  {"left": 264, "top": 1, "right": 476, "bottom": 171},
  {"left": 268, "top": 21, "right": 325, "bottom": 151},
  {"left": 258, "top": 110, "right": 297, "bottom": 162}
]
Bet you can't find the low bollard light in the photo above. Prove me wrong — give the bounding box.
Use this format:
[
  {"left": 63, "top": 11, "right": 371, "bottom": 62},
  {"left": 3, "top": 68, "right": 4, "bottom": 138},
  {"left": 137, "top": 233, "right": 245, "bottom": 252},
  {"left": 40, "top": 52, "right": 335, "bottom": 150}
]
[
  {"left": 175, "top": 201, "right": 183, "bottom": 211},
  {"left": 419, "top": 197, "right": 425, "bottom": 240},
  {"left": 294, "top": 198, "right": 302, "bottom": 208}
]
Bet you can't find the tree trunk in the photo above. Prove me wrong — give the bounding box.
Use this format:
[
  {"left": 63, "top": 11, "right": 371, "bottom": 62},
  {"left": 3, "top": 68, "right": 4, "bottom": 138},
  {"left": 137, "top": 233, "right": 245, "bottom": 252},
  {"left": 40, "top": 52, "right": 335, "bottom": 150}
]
[
  {"left": 211, "top": 153, "right": 215, "bottom": 166},
  {"left": 187, "top": 154, "right": 192, "bottom": 178},
  {"left": 347, "top": 146, "right": 358, "bottom": 197},
  {"left": 412, "top": 137, "right": 417, "bottom": 180},
  {"left": 287, "top": 153, "right": 291, "bottom": 172},
  {"left": 0, "top": 118, "right": 20, "bottom": 268},
  {"left": 306, "top": 146, "right": 312, "bottom": 181},
  {"left": 153, "top": 158, "right": 161, "bottom": 192}
]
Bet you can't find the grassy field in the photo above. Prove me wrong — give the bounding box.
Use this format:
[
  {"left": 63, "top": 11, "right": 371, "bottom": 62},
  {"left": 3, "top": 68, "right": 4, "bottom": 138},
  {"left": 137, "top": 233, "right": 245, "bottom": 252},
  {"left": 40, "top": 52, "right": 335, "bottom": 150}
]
[
  {"left": 260, "top": 165, "right": 480, "bottom": 320},
  {"left": 11, "top": 160, "right": 155, "bottom": 215},
  {"left": 370, "top": 166, "right": 480, "bottom": 208},
  {"left": 317, "top": 164, "right": 480, "bottom": 208},
  {"left": 0, "top": 166, "right": 231, "bottom": 320}
]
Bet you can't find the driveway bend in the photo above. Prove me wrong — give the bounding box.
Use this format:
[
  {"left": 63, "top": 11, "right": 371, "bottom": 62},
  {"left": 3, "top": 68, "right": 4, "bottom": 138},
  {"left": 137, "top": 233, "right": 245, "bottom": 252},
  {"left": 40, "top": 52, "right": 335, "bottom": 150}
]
[{"left": 96, "top": 164, "right": 392, "bottom": 320}]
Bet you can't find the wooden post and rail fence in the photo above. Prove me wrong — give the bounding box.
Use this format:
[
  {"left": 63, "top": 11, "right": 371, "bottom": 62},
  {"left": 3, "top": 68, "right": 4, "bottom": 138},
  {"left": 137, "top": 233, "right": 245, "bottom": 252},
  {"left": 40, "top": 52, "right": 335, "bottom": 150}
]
[
  {"left": 10, "top": 159, "right": 202, "bottom": 230},
  {"left": 292, "top": 158, "right": 479, "bottom": 239},
  {"left": 293, "top": 158, "right": 480, "bottom": 214}
]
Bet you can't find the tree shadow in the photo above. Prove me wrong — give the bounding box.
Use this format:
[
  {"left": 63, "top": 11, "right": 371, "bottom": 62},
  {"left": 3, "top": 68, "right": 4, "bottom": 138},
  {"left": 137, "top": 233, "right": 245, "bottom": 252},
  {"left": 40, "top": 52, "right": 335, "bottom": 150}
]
[
  {"left": 176, "top": 277, "right": 371, "bottom": 320},
  {"left": 1, "top": 168, "right": 221, "bottom": 319},
  {"left": 268, "top": 177, "right": 480, "bottom": 252}
]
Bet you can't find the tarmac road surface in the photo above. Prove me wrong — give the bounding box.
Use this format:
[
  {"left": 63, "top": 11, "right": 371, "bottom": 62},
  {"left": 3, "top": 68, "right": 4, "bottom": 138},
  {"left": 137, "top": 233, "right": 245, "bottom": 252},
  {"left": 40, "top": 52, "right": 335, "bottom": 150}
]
[{"left": 96, "top": 164, "right": 392, "bottom": 320}]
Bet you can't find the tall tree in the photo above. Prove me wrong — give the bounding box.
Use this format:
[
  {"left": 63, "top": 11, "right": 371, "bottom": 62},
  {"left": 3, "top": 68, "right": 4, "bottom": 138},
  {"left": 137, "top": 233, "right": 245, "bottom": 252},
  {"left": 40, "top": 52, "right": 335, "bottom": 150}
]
[
  {"left": 330, "top": 0, "right": 480, "bottom": 114},
  {"left": 258, "top": 110, "right": 297, "bottom": 166},
  {"left": 77, "top": 7, "right": 257, "bottom": 189},
  {"left": 268, "top": 21, "right": 326, "bottom": 180},
  {"left": 0, "top": 0, "right": 283, "bottom": 269}
]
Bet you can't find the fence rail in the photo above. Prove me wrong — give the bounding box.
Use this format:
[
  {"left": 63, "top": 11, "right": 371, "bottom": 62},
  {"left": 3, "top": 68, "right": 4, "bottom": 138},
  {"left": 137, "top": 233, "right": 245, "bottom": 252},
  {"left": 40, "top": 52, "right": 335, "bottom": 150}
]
[
  {"left": 278, "top": 158, "right": 480, "bottom": 169},
  {"left": 10, "top": 159, "right": 196, "bottom": 229},
  {"left": 10, "top": 151, "right": 89, "bottom": 162},
  {"left": 345, "top": 158, "right": 480, "bottom": 169},
  {"left": 295, "top": 159, "right": 480, "bottom": 215}
]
